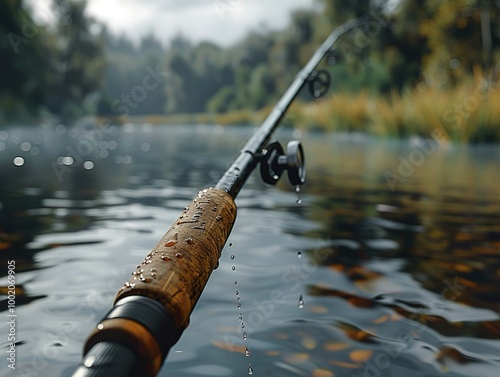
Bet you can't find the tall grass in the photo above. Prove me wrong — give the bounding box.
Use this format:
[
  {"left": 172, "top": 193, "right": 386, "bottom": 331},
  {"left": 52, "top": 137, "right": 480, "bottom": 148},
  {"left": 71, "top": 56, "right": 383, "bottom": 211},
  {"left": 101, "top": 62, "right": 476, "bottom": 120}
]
[
  {"left": 298, "top": 72, "right": 500, "bottom": 143},
  {"left": 127, "top": 73, "right": 500, "bottom": 143}
]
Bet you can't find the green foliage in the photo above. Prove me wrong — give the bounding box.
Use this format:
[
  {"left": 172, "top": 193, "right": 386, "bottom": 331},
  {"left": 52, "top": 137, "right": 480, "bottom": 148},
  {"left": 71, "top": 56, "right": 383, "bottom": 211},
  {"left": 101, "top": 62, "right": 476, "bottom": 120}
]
[
  {"left": 0, "top": 0, "right": 48, "bottom": 119},
  {"left": 3, "top": 0, "right": 500, "bottom": 132},
  {"left": 0, "top": 0, "right": 103, "bottom": 121}
]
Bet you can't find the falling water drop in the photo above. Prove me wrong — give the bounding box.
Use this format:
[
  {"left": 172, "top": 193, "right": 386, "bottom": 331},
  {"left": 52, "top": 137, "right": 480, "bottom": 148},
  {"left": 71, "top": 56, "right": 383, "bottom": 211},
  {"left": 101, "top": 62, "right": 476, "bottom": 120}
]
[
  {"left": 230, "top": 255, "right": 235, "bottom": 260},
  {"left": 234, "top": 280, "right": 238, "bottom": 285},
  {"left": 229, "top": 242, "right": 233, "bottom": 247},
  {"left": 245, "top": 347, "right": 250, "bottom": 357},
  {"left": 243, "top": 332, "right": 247, "bottom": 341},
  {"left": 232, "top": 266, "right": 236, "bottom": 271},
  {"left": 237, "top": 303, "right": 241, "bottom": 309},
  {"left": 297, "top": 251, "right": 302, "bottom": 259},
  {"left": 241, "top": 322, "right": 245, "bottom": 328},
  {"left": 248, "top": 363, "right": 254, "bottom": 374},
  {"left": 295, "top": 186, "right": 302, "bottom": 204},
  {"left": 235, "top": 290, "right": 240, "bottom": 296},
  {"left": 298, "top": 295, "right": 304, "bottom": 309}
]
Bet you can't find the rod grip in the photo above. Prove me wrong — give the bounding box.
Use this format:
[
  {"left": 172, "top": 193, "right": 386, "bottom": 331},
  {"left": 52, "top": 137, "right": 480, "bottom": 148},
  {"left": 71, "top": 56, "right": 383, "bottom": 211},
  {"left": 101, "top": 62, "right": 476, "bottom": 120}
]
[
  {"left": 113, "top": 187, "right": 237, "bottom": 328},
  {"left": 82, "top": 188, "right": 236, "bottom": 376}
]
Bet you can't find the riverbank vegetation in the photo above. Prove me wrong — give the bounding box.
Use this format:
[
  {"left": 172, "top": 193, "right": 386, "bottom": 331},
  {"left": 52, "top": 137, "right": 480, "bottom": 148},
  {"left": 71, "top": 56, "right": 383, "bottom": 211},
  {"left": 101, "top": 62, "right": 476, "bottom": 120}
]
[{"left": 1, "top": 0, "right": 500, "bottom": 142}]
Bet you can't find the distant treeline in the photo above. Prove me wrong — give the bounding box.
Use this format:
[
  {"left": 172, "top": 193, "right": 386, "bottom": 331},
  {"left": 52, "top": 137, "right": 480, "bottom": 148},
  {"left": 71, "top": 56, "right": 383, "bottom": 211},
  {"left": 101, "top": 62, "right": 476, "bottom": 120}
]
[{"left": 1, "top": 0, "right": 499, "bottom": 122}]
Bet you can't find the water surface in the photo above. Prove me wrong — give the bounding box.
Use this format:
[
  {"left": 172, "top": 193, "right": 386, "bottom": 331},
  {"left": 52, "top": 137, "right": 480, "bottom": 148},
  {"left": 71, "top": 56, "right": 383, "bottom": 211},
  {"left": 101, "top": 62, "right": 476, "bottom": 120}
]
[{"left": 0, "top": 124, "right": 499, "bottom": 376}]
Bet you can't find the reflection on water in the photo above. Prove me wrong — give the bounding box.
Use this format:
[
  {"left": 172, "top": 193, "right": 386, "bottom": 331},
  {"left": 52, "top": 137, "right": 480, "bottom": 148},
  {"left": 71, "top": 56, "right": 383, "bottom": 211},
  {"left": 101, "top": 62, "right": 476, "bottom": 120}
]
[{"left": 0, "top": 124, "right": 499, "bottom": 377}]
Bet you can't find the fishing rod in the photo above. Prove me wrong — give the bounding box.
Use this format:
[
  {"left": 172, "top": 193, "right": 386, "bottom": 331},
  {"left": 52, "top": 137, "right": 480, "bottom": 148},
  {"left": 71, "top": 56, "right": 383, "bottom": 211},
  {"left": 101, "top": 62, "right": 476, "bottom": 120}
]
[{"left": 72, "top": 17, "right": 365, "bottom": 377}]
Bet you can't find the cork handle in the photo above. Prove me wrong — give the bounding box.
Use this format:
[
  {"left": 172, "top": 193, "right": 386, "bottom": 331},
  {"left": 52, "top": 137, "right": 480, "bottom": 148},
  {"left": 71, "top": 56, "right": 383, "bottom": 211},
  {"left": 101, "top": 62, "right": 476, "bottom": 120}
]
[{"left": 115, "top": 188, "right": 237, "bottom": 330}]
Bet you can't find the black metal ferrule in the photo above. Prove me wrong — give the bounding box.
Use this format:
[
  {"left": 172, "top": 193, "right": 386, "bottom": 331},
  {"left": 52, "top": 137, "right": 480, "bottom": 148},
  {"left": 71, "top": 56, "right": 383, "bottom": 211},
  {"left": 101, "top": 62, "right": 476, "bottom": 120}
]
[{"left": 104, "top": 295, "right": 183, "bottom": 358}]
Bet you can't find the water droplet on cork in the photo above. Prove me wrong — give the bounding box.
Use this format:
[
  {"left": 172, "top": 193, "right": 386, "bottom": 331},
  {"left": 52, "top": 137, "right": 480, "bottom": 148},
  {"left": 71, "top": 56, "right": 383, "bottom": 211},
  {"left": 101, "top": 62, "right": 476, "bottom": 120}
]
[
  {"left": 166, "top": 233, "right": 179, "bottom": 247},
  {"left": 248, "top": 363, "right": 254, "bottom": 374},
  {"left": 161, "top": 254, "right": 172, "bottom": 261},
  {"left": 175, "top": 252, "right": 183, "bottom": 259},
  {"left": 186, "top": 238, "right": 194, "bottom": 245}
]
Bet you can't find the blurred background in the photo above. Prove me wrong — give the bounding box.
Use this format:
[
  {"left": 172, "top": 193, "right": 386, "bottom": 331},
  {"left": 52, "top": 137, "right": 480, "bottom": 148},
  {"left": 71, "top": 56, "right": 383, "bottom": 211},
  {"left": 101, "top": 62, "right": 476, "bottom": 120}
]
[{"left": 1, "top": 0, "right": 500, "bottom": 141}]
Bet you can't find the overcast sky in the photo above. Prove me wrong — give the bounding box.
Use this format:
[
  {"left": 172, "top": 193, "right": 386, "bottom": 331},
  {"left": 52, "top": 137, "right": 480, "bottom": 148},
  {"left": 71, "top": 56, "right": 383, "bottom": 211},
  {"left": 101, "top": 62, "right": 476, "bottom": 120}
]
[{"left": 28, "top": 0, "right": 317, "bottom": 47}]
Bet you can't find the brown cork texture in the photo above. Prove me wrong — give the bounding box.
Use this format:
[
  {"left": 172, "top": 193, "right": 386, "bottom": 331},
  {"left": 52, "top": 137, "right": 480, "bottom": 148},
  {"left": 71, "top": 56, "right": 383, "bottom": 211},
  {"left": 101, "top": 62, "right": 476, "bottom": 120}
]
[{"left": 115, "top": 188, "right": 236, "bottom": 330}]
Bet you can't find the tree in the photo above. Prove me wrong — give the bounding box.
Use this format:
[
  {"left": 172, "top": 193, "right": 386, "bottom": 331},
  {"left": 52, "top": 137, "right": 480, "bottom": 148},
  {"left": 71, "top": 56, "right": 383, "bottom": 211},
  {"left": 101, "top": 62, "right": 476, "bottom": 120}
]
[
  {"left": 47, "top": 0, "right": 104, "bottom": 118},
  {"left": 0, "top": 0, "right": 48, "bottom": 119}
]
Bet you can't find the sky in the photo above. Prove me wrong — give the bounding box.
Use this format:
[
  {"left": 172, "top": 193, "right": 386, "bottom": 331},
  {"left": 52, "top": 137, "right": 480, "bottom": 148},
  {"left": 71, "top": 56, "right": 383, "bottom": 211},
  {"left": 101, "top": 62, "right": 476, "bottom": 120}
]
[{"left": 28, "top": 0, "right": 317, "bottom": 47}]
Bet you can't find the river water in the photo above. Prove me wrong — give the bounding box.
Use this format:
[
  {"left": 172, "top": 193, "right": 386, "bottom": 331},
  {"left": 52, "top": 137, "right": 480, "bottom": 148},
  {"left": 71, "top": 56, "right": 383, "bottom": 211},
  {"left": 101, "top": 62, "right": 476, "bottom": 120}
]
[{"left": 0, "top": 123, "right": 499, "bottom": 376}]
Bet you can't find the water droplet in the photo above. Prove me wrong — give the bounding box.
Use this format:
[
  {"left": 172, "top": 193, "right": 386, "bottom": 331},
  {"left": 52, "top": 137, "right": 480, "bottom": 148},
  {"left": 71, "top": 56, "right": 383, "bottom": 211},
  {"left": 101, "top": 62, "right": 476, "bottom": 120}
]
[
  {"left": 83, "top": 161, "right": 94, "bottom": 170},
  {"left": 245, "top": 347, "right": 250, "bottom": 357},
  {"left": 235, "top": 290, "right": 240, "bottom": 295},
  {"left": 229, "top": 242, "right": 233, "bottom": 247},
  {"left": 238, "top": 315, "right": 243, "bottom": 321},
  {"left": 165, "top": 240, "right": 177, "bottom": 247},
  {"left": 230, "top": 255, "right": 235, "bottom": 260},
  {"left": 232, "top": 266, "right": 236, "bottom": 271},
  {"left": 243, "top": 332, "right": 247, "bottom": 341},
  {"left": 248, "top": 363, "right": 254, "bottom": 374},
  {"left": 216, "top": 215, "right": 222, "bottom": 221},
  {"left": 237, "top": 303, "right": 241, "bottom": 309},
  {"left": 297, "top": 251, "right": 302, "bottom": 258},
  {"left": 241, "top": 323, "right": 245, "bottom": 328},
  {"left": 161, "top": 255, "right": 172, "bottom": 261},
  {"left": 234, "top": 280, "right": 238, "bottom": 285},
  {"left": 298, "top": 295, "right": 304, "bottom": 309},
  {"left": 63, "top": 156, "right": 74, "bottom": 166},
  {"left": 97, "top": 324, "right": 104, "bottom": 330},
  {"left": 175, "top": 252, "right": 183, "bottom": 259},
  {"left": 21, "top": 141, "right": 31, "bottom": 152},
  {"left": 186, "top": 238, "right": 194, "bottom": 245},
  {"left": 13, "top": 156, "right": 24, "bottom": 166},
  {"left": 295, "top": 186, "right": 302, "bottom": 204}
]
